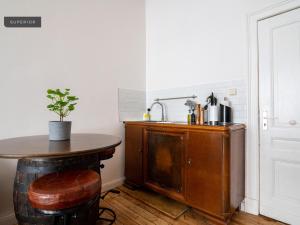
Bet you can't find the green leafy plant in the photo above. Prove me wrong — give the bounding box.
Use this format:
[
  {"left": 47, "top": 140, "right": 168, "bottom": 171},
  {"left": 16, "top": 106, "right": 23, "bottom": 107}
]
[{"left": 47, "top": 89, "right": 79, "bottom": 122}]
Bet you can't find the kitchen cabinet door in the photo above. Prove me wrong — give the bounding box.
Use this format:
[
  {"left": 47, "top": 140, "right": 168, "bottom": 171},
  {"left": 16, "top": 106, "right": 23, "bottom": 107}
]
[
  {"left": 125, "top": 124, "right": 144, "bottom": 187},
  {"left": 186, "top": 131, "right": 227, "bottom": 219},
  {"left": 143, "top": 128, "right": 186, "bottom": 201}
]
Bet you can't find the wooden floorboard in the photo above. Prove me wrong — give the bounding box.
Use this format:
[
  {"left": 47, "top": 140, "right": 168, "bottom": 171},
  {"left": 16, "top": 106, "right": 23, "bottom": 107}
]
[{"left": 99, "top": 190, "right": 285, "bottom": 225}]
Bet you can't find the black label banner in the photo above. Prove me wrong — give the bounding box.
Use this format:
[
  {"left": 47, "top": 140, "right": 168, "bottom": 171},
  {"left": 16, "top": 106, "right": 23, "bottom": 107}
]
[{"left": 4, "top": 17, "right": 41, "bottom": 27}]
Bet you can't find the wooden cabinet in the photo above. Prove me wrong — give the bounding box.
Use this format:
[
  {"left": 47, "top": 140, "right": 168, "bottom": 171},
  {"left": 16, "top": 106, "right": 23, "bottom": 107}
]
[
  {"left": 124, "top": 124, "right": 143, "bottom": 187},
  {"left": 124, "top": 122, "right": 245, "bottom": 225}
]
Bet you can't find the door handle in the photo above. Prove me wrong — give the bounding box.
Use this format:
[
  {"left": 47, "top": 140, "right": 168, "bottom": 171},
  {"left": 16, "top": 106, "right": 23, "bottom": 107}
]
[
  {"left": 263, "top": 111, "right": 278, "bottom": 120},
  {"left": 289, "top": 120, "right": 297, "bottom": 125},
  {"left": 187, "top": 158, "right": 192, "bottom": 166},
  {"left": 262, "top": 111, "right": 277, "bottom": 130}
]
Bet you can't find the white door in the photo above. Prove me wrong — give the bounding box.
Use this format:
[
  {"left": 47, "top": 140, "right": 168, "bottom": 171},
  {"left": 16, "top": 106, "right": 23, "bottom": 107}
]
[{"left": 259, "top": 8, "right": 300, "bottom": 225}]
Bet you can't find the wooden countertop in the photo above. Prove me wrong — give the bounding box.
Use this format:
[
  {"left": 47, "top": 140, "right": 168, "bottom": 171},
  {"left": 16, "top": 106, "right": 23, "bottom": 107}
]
[{"left": 124, "top": 121, "right": 245, "bottom": 131}]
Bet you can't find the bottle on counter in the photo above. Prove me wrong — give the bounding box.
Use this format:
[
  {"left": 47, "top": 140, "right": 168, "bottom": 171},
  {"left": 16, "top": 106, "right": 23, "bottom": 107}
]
[
  {"left": 191, "top": 109, "right": 196, "bottom": 125},
  {"left": 203, "top": 104, "right": 208, "bottom": 124},
  {"left": 196, "top": 104, "right": 201, "bottom": 125},
  {"left": 200, "top": 107, "right": 204, "bottom": 125},
  {"left": 196, "top": 104, "right": 204, "bottom": 125},
  {"left": 187, "top": 109, "right": 192, "bottom": 124},
  {"left": 143, "top": 108, "right": 151, "bottom": 121}
]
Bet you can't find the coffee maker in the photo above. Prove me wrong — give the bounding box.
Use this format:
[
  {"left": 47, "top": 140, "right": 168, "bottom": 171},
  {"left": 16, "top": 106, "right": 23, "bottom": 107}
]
[{"left": 219, "top": 97, "right": 232, "bottom": 125}]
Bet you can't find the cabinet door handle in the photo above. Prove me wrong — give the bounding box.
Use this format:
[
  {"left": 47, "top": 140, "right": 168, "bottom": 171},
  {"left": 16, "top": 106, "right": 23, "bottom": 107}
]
[{"left": 187, "top": 158, "right": 192, "bottom": 166}]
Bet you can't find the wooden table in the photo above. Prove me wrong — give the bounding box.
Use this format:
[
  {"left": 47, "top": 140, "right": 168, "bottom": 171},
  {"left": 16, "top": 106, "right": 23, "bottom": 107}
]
[{"left": 0, "top": 133, "right": 121, "bottom": 225}]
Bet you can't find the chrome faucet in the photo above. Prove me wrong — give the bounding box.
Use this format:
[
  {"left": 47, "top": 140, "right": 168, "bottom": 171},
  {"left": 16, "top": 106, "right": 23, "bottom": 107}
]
[{"left": 150, "top": 101, "right": 165, "bottom": 121}]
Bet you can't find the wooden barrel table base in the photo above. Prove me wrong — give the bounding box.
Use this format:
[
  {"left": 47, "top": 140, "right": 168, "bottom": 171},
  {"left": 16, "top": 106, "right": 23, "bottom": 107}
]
[{"left": 14, "top": 154, "right": 101, "bottom": 225}]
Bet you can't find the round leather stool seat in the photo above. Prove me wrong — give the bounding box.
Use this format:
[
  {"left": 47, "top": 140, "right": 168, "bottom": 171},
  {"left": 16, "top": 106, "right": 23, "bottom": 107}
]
[{"left": 28, "top": 170, "right": 101, "bottom": 211}]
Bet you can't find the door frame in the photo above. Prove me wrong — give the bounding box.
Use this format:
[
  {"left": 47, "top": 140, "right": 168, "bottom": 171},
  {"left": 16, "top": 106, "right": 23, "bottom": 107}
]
[{"left": 247, "top": 0, "right": 300, "bottom": 215}]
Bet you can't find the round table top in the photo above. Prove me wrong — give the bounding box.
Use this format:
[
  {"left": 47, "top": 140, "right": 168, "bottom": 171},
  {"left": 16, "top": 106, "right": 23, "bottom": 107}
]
[{"left": 0, "top": 133, "right": 121, "bottom": 159}]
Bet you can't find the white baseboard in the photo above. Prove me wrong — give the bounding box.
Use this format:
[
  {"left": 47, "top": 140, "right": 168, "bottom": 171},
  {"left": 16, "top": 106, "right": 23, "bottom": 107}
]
[
  {"left": 243, "top": 197, "right": 259, "bottom": 215},
  {"left": 0, "top": 212, "right": 17, "bottom": 225},
  {"left": 101, "top": 176, "right": 125, "bottom": 192}
]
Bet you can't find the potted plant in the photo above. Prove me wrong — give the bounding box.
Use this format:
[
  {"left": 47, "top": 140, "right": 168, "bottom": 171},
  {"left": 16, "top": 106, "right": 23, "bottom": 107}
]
[{"left": 46, "top": 88, "right": 79, "bottom": 141}]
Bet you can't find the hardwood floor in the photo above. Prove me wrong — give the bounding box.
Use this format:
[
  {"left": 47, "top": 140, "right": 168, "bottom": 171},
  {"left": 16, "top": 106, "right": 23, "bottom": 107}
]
[{"left": 99, "top": 190, "right": 285, "bottom": 225}]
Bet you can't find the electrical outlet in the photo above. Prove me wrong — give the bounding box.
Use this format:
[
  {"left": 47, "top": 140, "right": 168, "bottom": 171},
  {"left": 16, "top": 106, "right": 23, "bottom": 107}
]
[{"left": 228, "top": 88, "right": 237, "bottom": 96}]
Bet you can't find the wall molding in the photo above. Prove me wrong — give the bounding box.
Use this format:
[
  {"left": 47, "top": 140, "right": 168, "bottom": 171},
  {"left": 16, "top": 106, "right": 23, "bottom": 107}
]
[
  {"left": 246, "top": 0, "right": 300, "bottom": 215},
  {"left": 102, "top": 177, "right": 125, "bottom": 193}
]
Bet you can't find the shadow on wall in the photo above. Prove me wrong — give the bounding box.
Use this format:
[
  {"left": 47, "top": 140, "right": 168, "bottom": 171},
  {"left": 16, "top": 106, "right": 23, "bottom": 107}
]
[{"left": 0, "top": 159, "right": 17, "bottom": 223}]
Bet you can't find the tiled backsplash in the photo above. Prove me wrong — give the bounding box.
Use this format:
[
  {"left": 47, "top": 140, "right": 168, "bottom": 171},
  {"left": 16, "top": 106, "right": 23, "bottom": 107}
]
[{"left": 147, "top": 80, "right": 247, "bottom": 123}]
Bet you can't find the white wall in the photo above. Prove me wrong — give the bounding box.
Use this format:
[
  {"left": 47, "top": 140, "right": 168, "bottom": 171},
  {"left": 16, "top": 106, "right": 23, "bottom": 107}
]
[
  {"left": 146, "top": 0, "right": 283, "bottom": 91},
  {"left": 0, "top": 0, "right": 145, "bottom": 223},
  {"left": 145, "top": 0, "right": 285, "bottom": 214}
]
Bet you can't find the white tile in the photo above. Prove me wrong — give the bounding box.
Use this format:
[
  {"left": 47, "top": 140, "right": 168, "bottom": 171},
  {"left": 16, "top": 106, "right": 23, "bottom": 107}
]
[{"left": 147, "top": 79, "right": 247, "bottom": 123}]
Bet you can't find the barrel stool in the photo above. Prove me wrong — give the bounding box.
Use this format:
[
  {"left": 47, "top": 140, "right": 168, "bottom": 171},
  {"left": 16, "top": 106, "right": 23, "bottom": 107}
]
[{"left": 28, "top": 170, "right": 101, "bottom": 225}]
